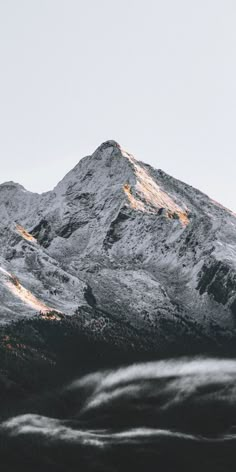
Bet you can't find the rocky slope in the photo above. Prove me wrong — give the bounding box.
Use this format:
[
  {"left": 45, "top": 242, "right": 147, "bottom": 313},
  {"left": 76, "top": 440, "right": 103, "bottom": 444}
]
[{"left": 0, "top": 140, "right": 236, "bottom": 348}]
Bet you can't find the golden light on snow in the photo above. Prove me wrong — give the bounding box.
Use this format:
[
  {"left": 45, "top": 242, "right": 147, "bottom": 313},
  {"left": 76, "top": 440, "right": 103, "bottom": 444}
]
[
  {"left": 16, "top": 224, "right": 37, "bottom": 243},
  {"left": 121, "top": 150, "right": 189, "bottom": 226},
  {"left": 0, "top": 267, "right": 59, "bottom": 316},
  {"left": 123, "top": 183, "right": 146, "bottom": 211},
  {"left": 6, "top": 277, "right": 53, "bottom": 313}
]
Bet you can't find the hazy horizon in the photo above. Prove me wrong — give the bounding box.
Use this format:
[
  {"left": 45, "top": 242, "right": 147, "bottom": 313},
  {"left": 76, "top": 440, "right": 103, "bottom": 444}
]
[{"left": 0, "top": 1, "right": 235, "bottom": 211}]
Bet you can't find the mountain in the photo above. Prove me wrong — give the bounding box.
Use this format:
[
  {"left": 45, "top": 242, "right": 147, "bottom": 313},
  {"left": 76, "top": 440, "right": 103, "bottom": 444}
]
[
  {"left": 0, "top": 140, "right": 236, "bottom": 350},
  {"left": 1, "top": 140, "right": 236, "bottom": 472}
]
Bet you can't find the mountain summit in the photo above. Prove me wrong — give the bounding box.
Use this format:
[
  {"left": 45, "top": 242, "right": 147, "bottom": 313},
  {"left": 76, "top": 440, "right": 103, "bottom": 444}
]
[{"left": 0, "top": 140, "right": 236, "bottom": 350}]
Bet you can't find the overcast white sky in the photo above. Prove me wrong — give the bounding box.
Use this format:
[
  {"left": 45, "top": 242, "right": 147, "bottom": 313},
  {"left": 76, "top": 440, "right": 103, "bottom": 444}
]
[{"left": 0, "top": 0, "right": 235, "bottom": 210}]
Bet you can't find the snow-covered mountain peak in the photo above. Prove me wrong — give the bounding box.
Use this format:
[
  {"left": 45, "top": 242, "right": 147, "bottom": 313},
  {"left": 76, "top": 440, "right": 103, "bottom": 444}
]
[
  {"left": 0, "top": 140, "right": 236, "bottom": 343},
  {"left": 93, "top": 139, "right": 121, "bottom": 155},
  {"left": 52, "top": 140, "right": 189, "bottom": 222}
]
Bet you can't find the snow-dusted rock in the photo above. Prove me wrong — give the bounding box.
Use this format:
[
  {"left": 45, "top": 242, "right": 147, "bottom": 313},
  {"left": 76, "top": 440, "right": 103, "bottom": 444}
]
[{"left": 0, "top": 140, "right": 235, "bottom": 344}]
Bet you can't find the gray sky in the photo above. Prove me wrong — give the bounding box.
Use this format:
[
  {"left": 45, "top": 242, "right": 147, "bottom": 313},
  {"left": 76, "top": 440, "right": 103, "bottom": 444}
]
[{"left": 0, "top": 1, "right": 235, "bottom": 211}]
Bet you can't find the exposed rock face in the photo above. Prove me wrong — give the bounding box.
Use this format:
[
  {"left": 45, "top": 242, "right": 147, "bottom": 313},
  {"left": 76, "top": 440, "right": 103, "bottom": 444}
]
[{"left": 0, "top": 140, "right": 235, "bottom": 347}]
